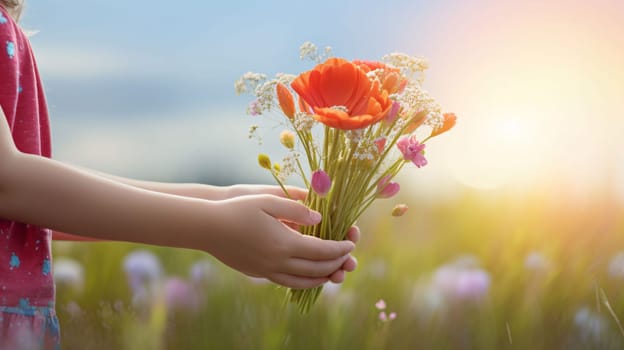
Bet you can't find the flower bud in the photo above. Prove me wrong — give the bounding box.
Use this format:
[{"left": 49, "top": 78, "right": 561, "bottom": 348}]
[
  {"left": 430, "top": 113, "right": 457, "bottom": 138},
  {"left": 273, "top": 163, "right": 281, "bottom": 172},
  {"left": 258, "top": 154, "right": 272, "bottom": 170},
  {"left": 384, "top": 101, "right": 401, "bottom": 124},
  {"left": 391, "top": 204, "right": 408, "bottom": 216},
  {"left": 311, "top": 170, "right": 331, "bottom": 197},
  {"left": 280, "top": 130, "right": 296, "bottom": 149},
  {"left": 374, "top": 137, "right": 386, "bottom": 154},
  {"left": 276, "top": 83, "right": 295, "bottom": 119},
  {"left": 377, "top": 175, "right": 400, "bottom": 198}
]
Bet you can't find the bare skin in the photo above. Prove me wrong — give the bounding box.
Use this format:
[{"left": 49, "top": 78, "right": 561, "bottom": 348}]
[{"left": 0, "top": 107, "right": 358, "bottom": 288}]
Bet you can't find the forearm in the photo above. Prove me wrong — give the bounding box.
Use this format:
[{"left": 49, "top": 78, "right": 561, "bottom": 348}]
[
  {"left": 0, "top": 151, "right": 220, "bottom": 250},
  {"left": 75, "top": 167, "right": 230, "bottom": 200}
]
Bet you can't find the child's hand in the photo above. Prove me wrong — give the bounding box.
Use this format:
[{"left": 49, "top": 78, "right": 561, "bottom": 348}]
[
  {"left": 221, "top": 184, "right": 360, "bottom": 284},
  {"left": 328, "top": 225, "right": 360, "bottom": 284},
  {"left": 207, "top": 194, "right": 355, "bottom": 289}
]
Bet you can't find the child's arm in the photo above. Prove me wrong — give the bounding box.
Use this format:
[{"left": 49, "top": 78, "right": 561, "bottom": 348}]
[
  {"left": 67, "top": 167, "right": 309, "bottom": 201},
  {"left": 0, "top": 110, "right": 355, "bottom": 289}
]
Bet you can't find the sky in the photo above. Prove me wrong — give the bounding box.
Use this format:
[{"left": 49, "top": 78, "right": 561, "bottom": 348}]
[{"left": 20, "top": 0, "right": 624, "bottom": 201}]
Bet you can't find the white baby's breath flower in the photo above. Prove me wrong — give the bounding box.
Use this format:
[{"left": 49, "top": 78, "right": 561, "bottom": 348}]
[
  {"left": 276, "top": 73, "right": 296, "bottom": 85},
  {"left": 396, "top": 84, "right": 444, "bottom": 129},
  {"left": 280, "top": 152, "right": 300, "bottom": 181},
  {"left": 353, "top": 136, "right": 377, "bottom": 161},
  {"left": 345, "top": 129, "right": 364, "bottom": 143},
  {"left": 248, "top": 125, "right": 262, "bottom": 145},
  {"left": 235, "top": 72, "right": 267, "bottom": 95},
  {"left": 294, "top": 112, "right": 316, "bottom": 131},
  {"left": 382, "top": 52, "right": 429, "bottom": 81},
  {"left": 299, "top": 41, "right": 332, "bottom": 63}
]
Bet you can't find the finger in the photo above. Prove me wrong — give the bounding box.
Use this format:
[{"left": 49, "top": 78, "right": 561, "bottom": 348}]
[
  {"left": 283, "top": 186, "right": 309, "bottom": 200},
  {"left": 257, "top": 185, "right": 308, "bottom": 200},
  {"left": 291, "top": 234, "right": 355, "bottom": 260},
  {"left": 329, "top": 269, "right": 346, "bottom": 284},
  {"left": 346, "top": 226, "right": 361, "bottom": 243},
  {"left": 341, "top": 255, "right": 358, "bottom": 272},
  {"left": 268, "top": 273, "right": 328, "bottom": 289},
  {"left": 284, "top": 255, "right": 350, "bottom": 278},
  {"left": 260, "top": 195, "right": 322, "bottom": 226}
]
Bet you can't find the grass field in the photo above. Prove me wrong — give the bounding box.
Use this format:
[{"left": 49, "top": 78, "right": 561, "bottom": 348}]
[{"left": 53, "top": 186, "right": 624, "bottom": 350}]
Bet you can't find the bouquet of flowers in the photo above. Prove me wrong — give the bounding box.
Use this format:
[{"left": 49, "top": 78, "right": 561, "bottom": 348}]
[{"left": 235, "top": 42, "right": 456, "bottom": 313}]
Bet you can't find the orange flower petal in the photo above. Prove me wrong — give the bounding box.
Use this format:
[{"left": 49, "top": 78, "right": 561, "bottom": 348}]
[
  {"left": 319, "top": 59, "right": 359, "bottom": 107},
  {"left": 313, "top": 107, "right": 376, "bottom": 130},
  {"left": 292, "top": 58, "right": 393, "bottom": 130},
  {"left": 403, "top": 110, "right": 427, "bottom": 134}
]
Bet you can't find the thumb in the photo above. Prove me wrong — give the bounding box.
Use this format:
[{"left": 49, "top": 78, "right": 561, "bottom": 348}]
[{"left": 260, "top": 195, "right": 321, "bottom": 226}]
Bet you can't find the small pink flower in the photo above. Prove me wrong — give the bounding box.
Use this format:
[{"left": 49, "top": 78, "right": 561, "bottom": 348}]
[
  {"left": 388, "top": 312, "right": 397, "bottom": 320},
  {"left": 311, "top": 170, "right": 331, "bottom": 197},
  {"left": 384, "top": 101, "right": 401, "bottom": 124},
  {"left": 376, "top": 175, "right": 400, "bottom": 199},
  {"left": 374, "top": 137, "right": 386, "bottom": 154},
  {"left": 397, "top": 135, "right": 427, "bottom": 168},
  {"left": 375, "top": 299, "right": 386, "bottom": 310}
]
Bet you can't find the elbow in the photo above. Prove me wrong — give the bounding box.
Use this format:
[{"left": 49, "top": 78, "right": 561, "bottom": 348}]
[{"left": 0, "top": 143, "right": 21, "bottom": 199}]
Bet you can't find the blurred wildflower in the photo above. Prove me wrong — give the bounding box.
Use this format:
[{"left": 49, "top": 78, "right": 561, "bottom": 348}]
[
  {"left": 608, "top": 252, "right": 624, "bottom": 279},
  {"left": 367, "top": 258, "right": 388, "bottom": 280},
  {"left": 321, "top": 281, "right": 341, "bottom": 299},
  {"left": 189, "top": 259, "right": 214, "bottom": 286},
  {"left": 375, "top": 299, "right": 397, "bottom": 323},
  {"left": 163, "top": 277, "right": 201, "bottom": 312},
  {"left": 524, "top": 251, "right": 550, "bottom": 272},
  {"left": 379, "top": 311, "right": 397, "bottom": 322},
  {"left": 53, "top": 258, "right": 85, "bottom": 292},
  {"left": 431, "top": 257, "right": 491, "bottom": 303},
  {"left": 123, "top": 250, "right": 163, "bottom": 307},
  {"left": 63, "top": 301, "right": 83, "bottom": 319},
  {"left": 574, "top": 306, "right": 609, "bottom": 345}
]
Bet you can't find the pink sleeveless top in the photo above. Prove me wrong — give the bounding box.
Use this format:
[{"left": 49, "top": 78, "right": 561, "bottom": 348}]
[
  {"left": 0, "top": 6, "right": 54, "bottom": 308},
  {"left": 0, "top": 7, "right": 60, "bottom": 349}
]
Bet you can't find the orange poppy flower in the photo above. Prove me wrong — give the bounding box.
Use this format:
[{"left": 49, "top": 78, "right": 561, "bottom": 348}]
[
  {"left": 291, "top": 58, "right": 393, "bottom": 130},
  {"left": 353, "top": 60, "right": 408, "bottom": 95}
]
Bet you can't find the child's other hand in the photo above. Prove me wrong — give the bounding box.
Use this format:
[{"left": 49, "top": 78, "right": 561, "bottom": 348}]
[
  {"left": 223, "top": 184, "right": 308, "bottom": 200},
  {"left": 207, "top": 194, "right": 355, "bottom": 289}
]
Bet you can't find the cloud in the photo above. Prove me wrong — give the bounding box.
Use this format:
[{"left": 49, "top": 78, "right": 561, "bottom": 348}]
[{"left": 34, "top": 45, "right": 135, "bottom": 79}]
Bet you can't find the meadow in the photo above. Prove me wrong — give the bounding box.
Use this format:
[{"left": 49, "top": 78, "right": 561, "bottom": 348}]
[{"left": 53, "top": 185, "right": 624, "bottom": 350}]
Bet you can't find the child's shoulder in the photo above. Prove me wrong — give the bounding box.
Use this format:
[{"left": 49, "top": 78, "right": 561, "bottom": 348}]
[{"left": 0, "top": 6, "right": 18, "bottom": 37}]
